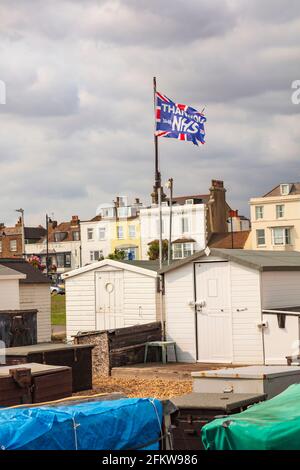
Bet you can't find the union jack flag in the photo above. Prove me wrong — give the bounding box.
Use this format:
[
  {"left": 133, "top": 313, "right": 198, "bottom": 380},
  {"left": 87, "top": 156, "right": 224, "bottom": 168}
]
[{"left": 155, "top": 91, "right": 206, "bottom": 146}]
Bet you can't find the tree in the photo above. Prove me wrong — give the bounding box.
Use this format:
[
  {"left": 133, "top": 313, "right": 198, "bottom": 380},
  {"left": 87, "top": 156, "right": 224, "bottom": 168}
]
[
  {"left": 107, "top": 249, "right": 126, "bottom": 261},
  {"left": 147, "top": 239, "right": 168, "bottom": 261}
]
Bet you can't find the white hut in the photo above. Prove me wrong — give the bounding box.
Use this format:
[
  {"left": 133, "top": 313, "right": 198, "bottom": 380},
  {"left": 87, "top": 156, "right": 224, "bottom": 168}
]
[
  {"left": 63, "top": 260, "right": 161, "bottom": 339},
  {"left": 160, "top": 249, "right": 300, "bottom": 365},
  {"left": 0, "top": 259, "right": 51, "bottom": 343}
]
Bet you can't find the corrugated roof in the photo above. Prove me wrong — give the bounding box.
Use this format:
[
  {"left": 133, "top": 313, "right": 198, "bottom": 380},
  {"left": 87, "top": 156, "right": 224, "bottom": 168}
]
[
  {"left": 0, "top": 259, "right": 50, "bottom": 283},
  {"left": 159, "top": 249, "right": 300, "bottom": 274}
]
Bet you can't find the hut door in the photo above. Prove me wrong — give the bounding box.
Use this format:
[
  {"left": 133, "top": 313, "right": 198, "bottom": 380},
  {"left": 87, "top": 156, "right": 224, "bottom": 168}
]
[
  {"left": 195, "top": 262, "right": 233, "bottom": 363},
  {"left": 96, "top": 271, "right": 125, "bottom": 330}
]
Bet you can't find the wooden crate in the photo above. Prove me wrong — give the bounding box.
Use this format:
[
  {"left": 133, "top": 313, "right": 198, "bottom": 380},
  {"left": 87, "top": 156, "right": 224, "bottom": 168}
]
[
  {"left": 5, "top": 343, "right": 93, "bottom": 392},
  {"left": 0, "top": 363, "right": 72, "bottom": 406}
]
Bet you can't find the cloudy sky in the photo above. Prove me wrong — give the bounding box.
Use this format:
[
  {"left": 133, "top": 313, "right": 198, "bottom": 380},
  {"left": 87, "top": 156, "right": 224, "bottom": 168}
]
[{"left": 0, "top": 0, "right": 299, "bottom": 226}]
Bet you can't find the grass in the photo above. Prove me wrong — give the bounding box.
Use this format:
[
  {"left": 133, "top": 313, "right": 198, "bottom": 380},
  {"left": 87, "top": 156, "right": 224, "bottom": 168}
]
[{"left": 51, "top": 294, "right": 66, "bottom": 326}]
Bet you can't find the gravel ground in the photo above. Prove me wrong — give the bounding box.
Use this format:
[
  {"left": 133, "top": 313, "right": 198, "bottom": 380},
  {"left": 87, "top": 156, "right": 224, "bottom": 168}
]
[{"left": 75, "top": 376, "right": 193, "bottom": 400}]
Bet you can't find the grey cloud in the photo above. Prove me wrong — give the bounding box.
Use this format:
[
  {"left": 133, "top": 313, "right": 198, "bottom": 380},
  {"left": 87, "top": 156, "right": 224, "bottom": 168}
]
[{"left": 0, "top": 0, "right": 300, "bottom": 225}]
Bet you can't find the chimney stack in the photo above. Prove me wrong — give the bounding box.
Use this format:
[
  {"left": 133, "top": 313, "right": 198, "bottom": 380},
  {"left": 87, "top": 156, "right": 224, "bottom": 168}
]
[
  {"left": 208, "top": 179, "right": 228, "bottom": 234},
  {"left": 71, "top": 215, "right": 80, "bottom": 227}
]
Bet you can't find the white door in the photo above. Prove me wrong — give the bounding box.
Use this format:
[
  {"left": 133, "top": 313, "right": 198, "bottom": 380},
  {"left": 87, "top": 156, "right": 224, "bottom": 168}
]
[
  {"left": 195, "top": 262, "right": 233, "bottom": 363},
  {"left": 96, "top": 270, "right": 125, "bottom": 330}
]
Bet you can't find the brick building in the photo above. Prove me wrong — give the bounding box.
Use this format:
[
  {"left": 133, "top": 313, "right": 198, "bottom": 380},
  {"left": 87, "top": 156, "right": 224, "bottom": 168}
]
[{"left": 0, "top": 218, "right": 46, "bottom": 258}]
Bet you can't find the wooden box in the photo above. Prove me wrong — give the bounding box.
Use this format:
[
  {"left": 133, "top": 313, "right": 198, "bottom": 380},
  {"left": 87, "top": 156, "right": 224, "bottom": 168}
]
[
  {"left": 0, "top": 363, "right": 72, "bottom": 407},
  {"left": 4, "top": 343, "right": 93, "bottom": 392}
]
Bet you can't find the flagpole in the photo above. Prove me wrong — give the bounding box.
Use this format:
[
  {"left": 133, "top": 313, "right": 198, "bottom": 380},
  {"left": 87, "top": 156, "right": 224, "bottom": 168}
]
[{"left": 153, "top": 77, "right": 163, "bottom": 270}]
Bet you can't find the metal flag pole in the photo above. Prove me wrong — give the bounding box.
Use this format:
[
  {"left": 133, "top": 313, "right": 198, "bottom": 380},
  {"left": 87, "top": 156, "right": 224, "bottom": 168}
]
[
  {"left": 166, "top": 178, "right": 173, "bottom": 265},
  {"left": 153, "top": 76, "right": 163, "bottom": 270}
]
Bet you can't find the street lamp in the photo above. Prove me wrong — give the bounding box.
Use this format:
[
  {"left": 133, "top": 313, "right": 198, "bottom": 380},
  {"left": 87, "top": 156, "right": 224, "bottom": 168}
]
[{"left": 15, "top": 208, "right": 25, "bottom": 258}]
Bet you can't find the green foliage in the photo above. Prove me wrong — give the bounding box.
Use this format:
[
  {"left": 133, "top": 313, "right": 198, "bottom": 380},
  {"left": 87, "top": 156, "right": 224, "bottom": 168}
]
[
  {"left": 107, "top": 248, "right": 126, "bottom": 261},
  {"left": 147, "top": 239, "right": 168, "bottom": 261}
]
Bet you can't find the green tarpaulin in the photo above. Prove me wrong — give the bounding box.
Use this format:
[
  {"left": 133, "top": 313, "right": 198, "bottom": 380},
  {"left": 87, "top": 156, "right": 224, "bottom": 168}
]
[{"left": 202, "top": 384, "right": 300, "bottom": 450}]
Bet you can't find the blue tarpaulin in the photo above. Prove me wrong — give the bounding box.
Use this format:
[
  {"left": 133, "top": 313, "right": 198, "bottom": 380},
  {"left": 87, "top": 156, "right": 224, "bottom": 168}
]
[{"left": 0, "top": 398, "right": 163, "bottom": 450}]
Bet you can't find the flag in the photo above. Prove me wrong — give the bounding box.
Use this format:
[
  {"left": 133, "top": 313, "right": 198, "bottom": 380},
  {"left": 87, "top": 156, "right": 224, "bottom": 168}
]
[{"left": 155, "top": 91, "right": 206, "bottom": 146}]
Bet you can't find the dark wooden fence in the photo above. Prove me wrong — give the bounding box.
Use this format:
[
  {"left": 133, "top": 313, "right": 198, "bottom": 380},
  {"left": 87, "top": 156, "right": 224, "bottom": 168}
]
[{"left": 74, "top": 322, "right": 162, "bottom": 377}]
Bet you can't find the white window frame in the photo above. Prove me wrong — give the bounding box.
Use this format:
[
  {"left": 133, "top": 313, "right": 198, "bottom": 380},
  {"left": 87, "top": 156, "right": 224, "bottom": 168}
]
[
  {"left": 98, "top": 227, "right": 106, "bottom": 240},
  {"left": 0, "top": 241, "right": 2, "bottom": 253},
  {"left": 72, "top": 231, "right": 80, "bottom": 241},
  {"left": 276, "top": 204, "right": 284, "bottom": 219},
  {"left": 128, "top": 225, "right": 136, "bottom": 238},
  {"left": 271, "top": 227, "right": 292, "bottom": 246},
  {"left": 280, "top": 184, "right": 290, "bottom": 196},
  {"left": 10, "top": 239, "right": 17, "bottom": 252},
  {"left": 255, "top": 206, "right": 264, "bottom": 220},
  {"left": 87, "top": 228, "right": 94, "bottom": 241},
  {"left": 117, "top": 226, "right": 124, "bottom": 239},
  {"left": 173, "top": 242, "right": 194, "bottom": 259},
  {"left": 181, "top": 217, "right": 189, "bottom": 234},
  {"left": 90, "top": 250, "right": 103, "bottom": 262},
  {"left": 118, "top": 207, "right": 130, "bottom": 218},
  {"left": 256, "top": 229, "right": 266, "bottom": 246}
]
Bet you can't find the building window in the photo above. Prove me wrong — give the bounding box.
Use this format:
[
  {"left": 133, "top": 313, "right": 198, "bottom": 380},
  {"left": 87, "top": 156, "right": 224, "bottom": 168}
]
[
  {"left": 255, "top": 206, "right": 264, "bottom": 220},
  {"left": 272, "top": 227, "right": 291, "bottom": 246},
  {"left": 256, "top": 229, "right": 266, "bottom": 246},
  {"left": 54, "top": 232, "right": 68, "bottom": 242},
  {"left": 118, "top": 207, "right": 131, "bottom": 218},
  {"left": 0, "top": 241, "right": 2, "bottom": 253},
  {"left": 72, "top": 231, "right": 80, "bottom": 241},
  {"left": 181, "top": 217, "right": 189, "bottom": 233},
  {"left": 102, "top": 207, "right": 114, "bottom": 218},
  {"left": 276, "top": 205, "right": 284, "bottom": 219},
  {"left": 280, "top": 184, "right": 290, "bottom": 196},
  {"left": 173, "top": 243, "right": 194, "bottom": 259},
  {"left": 90, "top": 250, "right": 103, "bottom": 262},
  {"left": 98, "top": 227, "right": 106, "bottom": 240},
  {"left": 128, "top": 225, "right": 136, "bottom": 238},
  {"left": 117, "top": 226, "right": 124, "bottom": 239},
  {"left": 87, "top": 228, "right": 94, "bottom": 240},
  {"left": 10, "top": 239, "right": 17, "bottom": 252}
]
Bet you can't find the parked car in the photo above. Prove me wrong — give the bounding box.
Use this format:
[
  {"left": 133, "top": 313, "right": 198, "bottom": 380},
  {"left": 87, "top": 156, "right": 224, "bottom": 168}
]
[{"left": 50, "top": 284, "right": 65, "bottom": 295}]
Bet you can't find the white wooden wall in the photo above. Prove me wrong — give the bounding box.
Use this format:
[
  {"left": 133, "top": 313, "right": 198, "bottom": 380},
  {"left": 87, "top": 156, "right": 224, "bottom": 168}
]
[
  {"left": 66, "top": 267, "right": 159, "bottom": 340},
  {"left": 164, "top": 259, "right": 265, "bottom": 364},
  {"left": 19, "top": 284, "right": 51, "bottom": 342},
  {"left": 66, "top": 270, "right": 96, "bottom": 339},
  {"left": 0, "top": 279, "right": 20, "bottom": 310},
  {"left": 261, "top": 271, "right": 300, "bottom": 308},
  {"left": 229, "top": 262, "right": 264, "bottom": 364},
  {"left": 123, "top": 270, "right": 158, "bottom": 326},
  {"left": 164, "top": 263, "right": 196, "bottom": 362}
]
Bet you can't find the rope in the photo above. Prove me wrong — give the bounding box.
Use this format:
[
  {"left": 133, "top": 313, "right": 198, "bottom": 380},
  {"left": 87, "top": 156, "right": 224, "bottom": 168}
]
[
  {"left": 4, "top": 392, "right": 110, "bottom": 410},
  {"left": 72, "top": 418, "right": 80, "bottom": 451}
]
